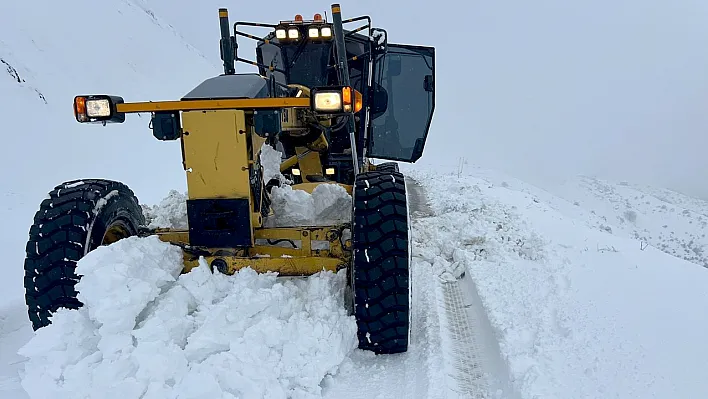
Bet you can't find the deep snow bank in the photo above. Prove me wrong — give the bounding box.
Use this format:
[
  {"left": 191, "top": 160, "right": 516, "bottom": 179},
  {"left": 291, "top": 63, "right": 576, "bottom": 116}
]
[
  {"left": 18, "top": 236, "right": 357, "bottom": 398},
  {"left": 408, "top": 168, "right": 708, "bottom": 399}
]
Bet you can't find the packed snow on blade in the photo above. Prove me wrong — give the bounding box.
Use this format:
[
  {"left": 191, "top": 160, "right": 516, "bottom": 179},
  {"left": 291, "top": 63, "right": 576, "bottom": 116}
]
[
  {"left": 17, "top": 235, "right": 357, "bottom": 399},
  {"left": 141, "top": 144, "right": 353, "bottom": 231}
]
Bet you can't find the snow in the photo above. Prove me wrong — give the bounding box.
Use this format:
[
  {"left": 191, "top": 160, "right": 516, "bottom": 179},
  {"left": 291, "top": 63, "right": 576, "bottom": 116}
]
[
  {"left": 549, "top": 176, "right": 708, "bottom": 267},
  {"left": 0, "top": 0, "right": 219, "bottom": 302},
  {"left": 266, "top": 184, "right": 352, "bottom": 228},
  {"left": 260, "top": 143, "right": 352, "bottom": 228},
  {"left": 3, "top": 1, "right": 708, "bottom": 397},
  {"left": 5, "top": 164, "right": 708, "bottom": 398},
  {"left": 141, "top": 175, "right": 352, "bottom": 231},
  {"left": 407, "top": 167, "right": 708, "bottom": 398},
  {"left": 142, "top": 190, "right": 189, "bottom": 230},
  {"left": 17, "top": 236, "right": 357, "bottom": 399},
  {"left": 92, "top": 190, "right": 120, "bottom": 216},
  {"left": 260, "top": 143, "right": 290, "bottom": 186},
  {"left": 141, "top": 144, "right": 351, "bottom": 230}
]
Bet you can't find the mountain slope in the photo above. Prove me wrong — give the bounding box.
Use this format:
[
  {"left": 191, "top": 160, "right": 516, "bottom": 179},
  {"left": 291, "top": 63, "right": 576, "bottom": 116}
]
[
  {"left": 436, "top": 164, "right": 708, "bottom": 269},
  {"left": 0, "top": 0, "right": 220, "bottom": 301},
  {"left": 551, "top": 176, "right": 708, "bottom": 267}
]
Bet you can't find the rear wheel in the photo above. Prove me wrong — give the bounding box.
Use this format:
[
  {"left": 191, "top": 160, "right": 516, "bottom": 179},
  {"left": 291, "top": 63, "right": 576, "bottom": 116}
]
[
  {"left": 351, "top": 170, "right": 410, "bottom": 354},
  {"left": 23, "top": 179, "right": 144, "bottom": 330}
]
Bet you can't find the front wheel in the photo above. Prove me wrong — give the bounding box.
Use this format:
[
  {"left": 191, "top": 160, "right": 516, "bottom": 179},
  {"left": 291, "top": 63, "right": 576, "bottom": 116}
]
[
  {"left": 23, "top": 179, "right": 145, "bottom": 330},
  {"left": 351, "top": 170, "right": 410, "bottom": 354},
  {"left": 375, "top": 162, "right": 399, "bottom": 173}
]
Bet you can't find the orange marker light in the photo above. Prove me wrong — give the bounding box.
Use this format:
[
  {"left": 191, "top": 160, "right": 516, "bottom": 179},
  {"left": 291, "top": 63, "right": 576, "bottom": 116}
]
[
  {"left": 295, "top": 14, "right": 303, "bottom": 22},
  {"left": 314, "top": 13, "right": 323, "bottom": 21},
  {"left": 74, "top": 96, "right": 86, "bottom": 115},
  {"left": 354, "top": 90, "right": 363, "bottom": 113},
  {"left": 73, "top": 96, "right": 88, "bottom": 122},
  {"left": 342, "top": 87, "right": 352, "bottom": 105}
]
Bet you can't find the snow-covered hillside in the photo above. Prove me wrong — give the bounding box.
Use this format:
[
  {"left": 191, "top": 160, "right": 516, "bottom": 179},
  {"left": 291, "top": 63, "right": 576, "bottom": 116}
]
[
  {"left": 0, "top": 0, "right": 219, "bottom": 301},
  {"left": 443, "top": 165, "right": 708, "bottom": 269},
  {"left": 552, "top": 176, "right": 708, "bottom": 267}
]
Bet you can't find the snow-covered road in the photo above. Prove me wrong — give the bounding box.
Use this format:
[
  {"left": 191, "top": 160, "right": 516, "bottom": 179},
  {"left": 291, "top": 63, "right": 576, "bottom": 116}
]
[
  {"left": 320, "top": 178, "right": 512, "bottom": 399},
  {"left": 0, "top": 177, "right": 509, "bottom": 399},
  {"left": 0, "top": 300, "right": 31, "bottom": 397},
  {"left": 4, "top": 169, "right": 708, "bottom": 399}
]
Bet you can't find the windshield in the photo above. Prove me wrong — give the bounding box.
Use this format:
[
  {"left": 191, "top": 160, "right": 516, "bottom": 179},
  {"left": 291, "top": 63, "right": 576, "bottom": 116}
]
[
  {"left": 257, "top": 32, "right": 369, "bottom": 89},
  {"left": 257, "top": 42, "right": 335, "bottom": 87},
  {"left": 283, "top": 43, "right": 334, "bottom": 87}
]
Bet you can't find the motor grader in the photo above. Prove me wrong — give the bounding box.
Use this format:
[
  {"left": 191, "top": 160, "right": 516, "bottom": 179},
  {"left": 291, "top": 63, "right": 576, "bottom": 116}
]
[{"left": 23, "top": 4, "right": 435, "bottom": 355}]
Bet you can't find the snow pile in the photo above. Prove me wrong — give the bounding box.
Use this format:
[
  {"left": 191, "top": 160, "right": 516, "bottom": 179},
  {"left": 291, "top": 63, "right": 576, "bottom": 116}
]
[
  {"left": 141, "top": 144, "right": 351, "bottom": 230},
  {"left": 266, "top": 184, "right": 351, "bottom": 228},
  {"left": 142, "top": 190, "right": 189, "bottom": 229},
  {"left": 18, "top": 236, "right": 357, "bottom": 399},
  {"left": 259, "top": 143, "right": 351, "bottom": 227},
  {"left": 260, "top": 143, "right": 290, "bottom": 185},
  {"left": 409, "top": 169, "right": 708, "bottom": 399}
]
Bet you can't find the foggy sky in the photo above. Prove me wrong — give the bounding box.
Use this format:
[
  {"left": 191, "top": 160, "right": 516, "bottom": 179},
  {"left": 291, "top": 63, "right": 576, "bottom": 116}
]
[{"left": 150, "top": 0, "right": 708, "bottom": 198}]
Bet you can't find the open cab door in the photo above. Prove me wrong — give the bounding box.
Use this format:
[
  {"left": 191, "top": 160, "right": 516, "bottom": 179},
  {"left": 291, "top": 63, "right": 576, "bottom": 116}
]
[{"left": 367, "top": 44, "right": 435, "bottom": 163}]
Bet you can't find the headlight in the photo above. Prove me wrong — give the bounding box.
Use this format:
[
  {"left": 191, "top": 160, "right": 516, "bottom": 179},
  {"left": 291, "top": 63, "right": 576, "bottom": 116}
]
[
  {"left": 73, "top": 95, "right": 126, "bottom": 124},
  {"left": 308, "top": 28, "right": 319, "bottom": 38},
  {"left": 311, "top": 86, "right": 364, "bottom": 114},
  {"left": 86, "top": 99, "right": 111, "bottom": 118},
  {"left": 288, "top": 28, "right": 299, "bottom": 39},
  {"left": 275, "top": 29, "right": 287, "bottom": 39},
  {"left": 313, "top": 92, "right": 342, "bottom": 112},
  {"left": 320, "top": 27, "right": 332, "bottom": 37}
]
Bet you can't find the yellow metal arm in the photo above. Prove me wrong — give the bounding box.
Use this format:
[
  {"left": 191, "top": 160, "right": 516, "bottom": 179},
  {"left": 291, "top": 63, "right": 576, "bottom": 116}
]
[{"left": 115, "top": 97, "right": 310, "bottom": 113}]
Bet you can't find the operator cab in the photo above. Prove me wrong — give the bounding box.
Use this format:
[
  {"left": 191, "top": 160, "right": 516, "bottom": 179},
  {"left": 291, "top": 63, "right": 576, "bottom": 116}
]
[{"left": 255, "top": 13, "right": 435, "bottom": 175}]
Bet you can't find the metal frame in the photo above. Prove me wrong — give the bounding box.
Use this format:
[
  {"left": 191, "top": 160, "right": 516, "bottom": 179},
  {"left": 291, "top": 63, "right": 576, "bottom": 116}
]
[{"left": 154, "top": 225, "right": 351, "bottom": 276}]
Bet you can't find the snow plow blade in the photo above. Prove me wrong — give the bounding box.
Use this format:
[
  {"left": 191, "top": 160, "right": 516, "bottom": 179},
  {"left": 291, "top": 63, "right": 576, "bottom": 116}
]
[{"left": 152, "top": 226, "right": 350, "bottom": 276}]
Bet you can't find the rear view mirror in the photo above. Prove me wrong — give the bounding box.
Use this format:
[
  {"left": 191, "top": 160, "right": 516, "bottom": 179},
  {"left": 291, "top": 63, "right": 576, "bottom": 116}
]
[{"left": 371, "top": 84, "right": 388, "bottom": 118}]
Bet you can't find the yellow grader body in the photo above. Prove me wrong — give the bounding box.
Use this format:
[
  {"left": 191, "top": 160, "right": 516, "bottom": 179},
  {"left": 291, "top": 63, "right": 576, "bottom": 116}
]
[{"left": 23, "top": 4, "right": 435, "bottom": 355}]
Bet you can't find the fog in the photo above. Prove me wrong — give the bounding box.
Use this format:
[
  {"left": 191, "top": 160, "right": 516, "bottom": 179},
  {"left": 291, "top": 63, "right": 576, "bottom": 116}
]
[{"left": 149, "top": 0, "right": 708, "bottom": 198}]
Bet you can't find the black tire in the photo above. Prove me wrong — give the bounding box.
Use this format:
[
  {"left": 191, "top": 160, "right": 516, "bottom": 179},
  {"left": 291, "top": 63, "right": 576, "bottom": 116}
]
[
  {"left": 351, "top": 170, "right": 410, "bottom": 354},
  {"left": 376, "top": 162, "right": 399, "bottom": 173},
  {"left": 23, "top": 179, "right": 145, "bottom": 330}
]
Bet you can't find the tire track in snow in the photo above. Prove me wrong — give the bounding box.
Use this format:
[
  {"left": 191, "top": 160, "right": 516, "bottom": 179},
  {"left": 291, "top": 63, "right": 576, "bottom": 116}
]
[
  {"left": 407, "top": 178, "right": 519, "bottom": 399},
  {"left": 440, "top": 279, "right": 487, "bottom": 394},
  {"left": 321, "top": 177, "right": 446, "bottom": 399},
  {"left": 437, "top": 274, "right": 520, "bottom": 399}
]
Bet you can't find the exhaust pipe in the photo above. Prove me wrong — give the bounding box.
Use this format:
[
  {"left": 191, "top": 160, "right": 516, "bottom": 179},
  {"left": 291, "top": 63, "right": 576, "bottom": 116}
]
[{"left": 219, "top": 8, "right": 236, "bottom": 75}]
